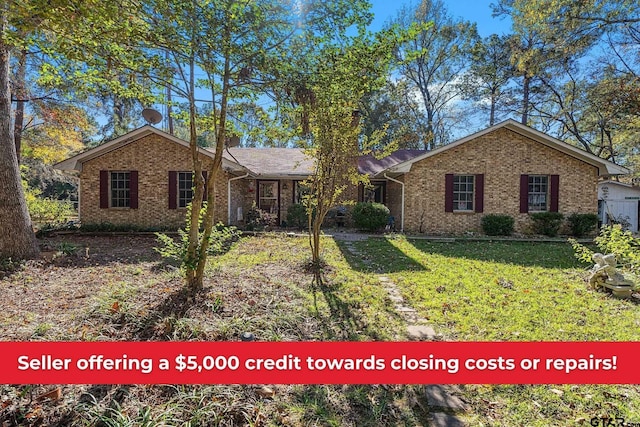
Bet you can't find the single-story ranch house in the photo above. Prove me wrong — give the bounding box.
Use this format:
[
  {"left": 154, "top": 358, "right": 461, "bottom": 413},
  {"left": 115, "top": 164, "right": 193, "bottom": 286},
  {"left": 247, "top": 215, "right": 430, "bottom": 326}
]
[{"left": 54, "top": 119, "right": 629, "bottom": 234}]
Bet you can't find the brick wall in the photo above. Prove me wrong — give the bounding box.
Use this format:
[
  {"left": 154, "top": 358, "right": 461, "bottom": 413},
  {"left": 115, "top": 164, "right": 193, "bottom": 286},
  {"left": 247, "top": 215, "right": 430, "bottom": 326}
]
[
  {"left": 80, "top": 134, "right": 229, "bottom": 229},
  {"left": 403, "top": 128, "right": 598, "bottom": 234}
]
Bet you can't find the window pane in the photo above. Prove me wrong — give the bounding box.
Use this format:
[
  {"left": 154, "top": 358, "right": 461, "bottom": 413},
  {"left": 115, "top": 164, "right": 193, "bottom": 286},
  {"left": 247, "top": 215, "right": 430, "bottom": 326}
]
[
  {"left": 294, "top": 181, "right": 310, "bottom": 204},
  {"left": 178, "top": 172, "right": 194, "bottom": 208},
  {"left": 528, "top": 175, "right": 548, "bottom": 211},
  {"left": 110, "top": 172, "right": 130, "bottom": 208},
  {"left": 453, "top": 175, "right": 474, "bottom": 211}
]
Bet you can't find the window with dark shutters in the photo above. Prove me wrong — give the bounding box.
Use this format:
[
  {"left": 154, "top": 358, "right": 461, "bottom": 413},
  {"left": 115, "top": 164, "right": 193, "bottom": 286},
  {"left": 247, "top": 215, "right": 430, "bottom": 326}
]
[
  {"left": 100, "top": 171, "right": 137, "bottom": 209},
  {"left": 445, "top": 174, "right": 484, "bottom": 213},
  {"left": 169, "top": 170, "right": 207, "bottom": 209},
  {"left": 520, "top": 174, "right": 559, "bottom": 213}
]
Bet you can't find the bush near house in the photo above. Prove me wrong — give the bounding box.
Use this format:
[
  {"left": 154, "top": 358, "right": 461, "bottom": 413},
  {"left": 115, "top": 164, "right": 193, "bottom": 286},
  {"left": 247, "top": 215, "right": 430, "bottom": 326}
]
[
  {"left": 481, "top": 214, "right": 515, "bottom": 236},
  {"left": 352, "top": 202, "right": 390, "bottom": 231},
  {"left": 530, "top": 212, "right": 564, "bottom": 237},
  {"left": 286, "top": 203, "right": 309, "bottom": 230},
  {"left": 245, "top": 203, "right": 276, "bottom": 231},
  {"left": 571, "top": 224, "right": 640, "bottom": 273},
  {"left": 567, "top": 213, "right": 599, "bottom": 237}
]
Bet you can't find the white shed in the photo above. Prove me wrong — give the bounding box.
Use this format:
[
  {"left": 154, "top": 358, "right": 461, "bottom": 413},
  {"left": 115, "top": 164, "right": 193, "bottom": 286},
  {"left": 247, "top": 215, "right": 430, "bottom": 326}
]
[{"left": 598, "top": 180, "right": 640, "bottom": 232}]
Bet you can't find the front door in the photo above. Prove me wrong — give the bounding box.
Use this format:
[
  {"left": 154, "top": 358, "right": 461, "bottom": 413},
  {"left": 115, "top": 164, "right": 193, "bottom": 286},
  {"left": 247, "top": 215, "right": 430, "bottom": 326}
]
[{"left": 257, "top": 180, "right": 279, "bottom": 222}]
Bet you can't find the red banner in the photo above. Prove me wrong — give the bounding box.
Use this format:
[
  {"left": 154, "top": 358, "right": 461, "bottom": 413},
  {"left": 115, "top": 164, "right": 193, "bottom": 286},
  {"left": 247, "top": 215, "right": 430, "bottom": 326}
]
[{"left": 0, "top": 341, "right": 636, "bottom": 384}]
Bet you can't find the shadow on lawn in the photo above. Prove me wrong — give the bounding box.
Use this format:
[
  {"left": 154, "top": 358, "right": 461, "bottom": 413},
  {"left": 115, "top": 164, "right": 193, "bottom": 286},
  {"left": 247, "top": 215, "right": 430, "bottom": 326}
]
[
  {"left": 311, "top": 277, "right": 392, "bottom": 341},
  {"left": 290, "top": 384, "right": 432, "bottom": 426},
  {"left": 334, "top": 238, "right": 426, "bottom": 274}
]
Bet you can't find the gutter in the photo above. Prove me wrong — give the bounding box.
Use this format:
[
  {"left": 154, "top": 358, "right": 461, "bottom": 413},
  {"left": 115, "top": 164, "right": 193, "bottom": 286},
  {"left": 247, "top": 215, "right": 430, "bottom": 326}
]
[
  {"left": 228, "top": 173, "right": 250, "bottom": 224},
  {"left": 384, "top": 173, "right": 404, "bottom": 232}
]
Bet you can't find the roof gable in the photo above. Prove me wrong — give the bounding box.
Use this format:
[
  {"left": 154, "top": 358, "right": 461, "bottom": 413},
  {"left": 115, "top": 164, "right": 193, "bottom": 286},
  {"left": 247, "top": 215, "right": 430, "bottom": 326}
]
[
  {"left": 386, "top": 120, "right": 630, "bottom": 177},
  {"left": 54, "top": 125, "right": 247, "bottom": 173}
]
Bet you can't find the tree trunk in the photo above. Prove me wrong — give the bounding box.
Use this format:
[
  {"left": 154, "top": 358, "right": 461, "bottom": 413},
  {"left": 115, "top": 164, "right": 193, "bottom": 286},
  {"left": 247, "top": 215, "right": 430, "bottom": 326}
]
[
  {"left": 13, "top": 49, "right": 26, "bottom": 164},
  {"left": 521, "top": 74, "right": 530, "bottom": 125},
  {"left": 0, "top": 22, "right": 39, "bottom": 260},
  {"left": 489, "top": 90, "right": 496, "bottom": 126}
]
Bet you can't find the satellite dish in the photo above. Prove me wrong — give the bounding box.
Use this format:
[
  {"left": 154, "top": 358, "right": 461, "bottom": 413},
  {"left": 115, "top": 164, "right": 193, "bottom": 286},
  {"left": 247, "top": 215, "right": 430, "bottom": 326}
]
[
  {"left": 226, "top": 135, "right": 241, "bottom": 147},
  {"left": 142, "top": 108, "right": 162, "bottom": 125}
]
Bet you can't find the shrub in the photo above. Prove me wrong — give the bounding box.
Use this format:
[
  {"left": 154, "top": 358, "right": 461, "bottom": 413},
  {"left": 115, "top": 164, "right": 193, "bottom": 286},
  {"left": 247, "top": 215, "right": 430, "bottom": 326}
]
[
  {"left": 155, "top": 203, "right": 242, "bottom": 269},
  {"left": 79, "top": 223, "right": 168, "bottom": 232},
  {"left": 245, "top": 203, "right": 276, "bottom": 231},
  {"left": 22, "top": 165, "right": 75, "bottom": 227},
  {"left": 351, "top": 202, "right": 390, "bottom": 231},
  {"left": 155, "top": 222, "right": 241, "bottom": 268},
  {"left": 481, "top": 214, "right": 514, "bottom": 236},
  {"left": 286, "top": 203, "right": 308, "bottom": 229},
  {"left": 530, "top": 212, "right": 564, "bottom": 237},
  {"left": 570, "top": 224, "right": 640, "bottom": 273},
  {"left": 567, "top": 213, "right": 599, "bottom": 237}
]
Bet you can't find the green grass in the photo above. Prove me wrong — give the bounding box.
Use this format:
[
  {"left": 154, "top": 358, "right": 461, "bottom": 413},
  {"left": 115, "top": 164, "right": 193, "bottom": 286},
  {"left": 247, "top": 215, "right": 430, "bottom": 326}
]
[
  {"left": 5, "top": 234, "right": 640, "bottom": 426},
  {"left": 347, "top": 237, "right": 640, "bottom": 342},
  {"left": 342, "top": 236, "right": 640, "bottom": 426}
]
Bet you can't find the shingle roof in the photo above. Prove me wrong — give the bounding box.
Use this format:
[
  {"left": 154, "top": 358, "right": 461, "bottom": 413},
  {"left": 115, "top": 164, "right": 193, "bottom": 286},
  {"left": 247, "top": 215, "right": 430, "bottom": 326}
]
[
  {"left": 220, "top": 147, "right": 426, "bottom": 177},
  {"left": 358, "top": 150, "right": 426, "bottom": 176},
  {"left": 221, "top": 147, "right": 314, "bottom": 177}
]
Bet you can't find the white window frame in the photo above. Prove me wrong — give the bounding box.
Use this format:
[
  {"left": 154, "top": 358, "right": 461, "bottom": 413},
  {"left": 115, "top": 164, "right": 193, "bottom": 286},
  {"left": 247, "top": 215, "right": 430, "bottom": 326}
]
[
  {"left": 453, "top": 175, "right": 474, "bottom": 212},
  {"left": 178, "top": 172, "right": 194, "bottom": 208},
  {"left": 110, "top": 171, "right": 130, "bottom": 208},
  {"left": 528, "top": 175, "right": 548, "bottom": 212}
]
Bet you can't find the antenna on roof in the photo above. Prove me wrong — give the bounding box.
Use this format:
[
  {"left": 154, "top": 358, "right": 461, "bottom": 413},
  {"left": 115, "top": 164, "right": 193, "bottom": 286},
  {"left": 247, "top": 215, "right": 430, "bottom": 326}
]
[
  {"left": 142, "top": 108, "right": 162, "bottom": 126},
  {"left": 225, "top": 135, "right": 241, "bottom": 147}
]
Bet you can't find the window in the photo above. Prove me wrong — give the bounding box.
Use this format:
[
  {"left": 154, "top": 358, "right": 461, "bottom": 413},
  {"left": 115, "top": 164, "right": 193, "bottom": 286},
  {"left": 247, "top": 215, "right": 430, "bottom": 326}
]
[
  {"left": 258, "top": 181, "right": 279, "bottom": 214},
  {"left": 528, "top": 175, "right": 548, "bottom": 212},
  {"left": 293, "top": 181, "right": 310, "bottom": 204},
  {"left": 453, "top": 175, "right": 474, "bottom": 211},
  {"left": 110, "top": 172, "right": 130, "bottom": 208},
  {"left": 364, "top": 182, "right": 386, "bottom": 204},
  {"left": 178, "top": 172, "right": 194, "bottom": 208}
]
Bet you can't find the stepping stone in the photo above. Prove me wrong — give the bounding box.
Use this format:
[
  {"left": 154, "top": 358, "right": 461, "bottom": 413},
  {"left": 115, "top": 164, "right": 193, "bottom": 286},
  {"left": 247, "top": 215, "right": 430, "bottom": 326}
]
[
  {"left": 430, "top": 413, "right": 466, "bottom": 427},
  {"left": 389, "top": 295, "right": 404, "bottom": 303},
  {"left": 378, "top": 276, "right": 390, "bottom": 282},
  {"left": 406, "top": 324, "right": 437, "bottom": 340},
  {"left": 426, "top": 385, "right": 468, "bottom": 412}
]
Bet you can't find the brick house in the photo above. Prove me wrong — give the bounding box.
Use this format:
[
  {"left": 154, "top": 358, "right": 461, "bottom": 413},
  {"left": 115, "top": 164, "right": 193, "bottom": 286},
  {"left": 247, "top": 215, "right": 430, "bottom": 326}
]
[{"left": 54, "top": 119, "right": 628, "bottom": 233}]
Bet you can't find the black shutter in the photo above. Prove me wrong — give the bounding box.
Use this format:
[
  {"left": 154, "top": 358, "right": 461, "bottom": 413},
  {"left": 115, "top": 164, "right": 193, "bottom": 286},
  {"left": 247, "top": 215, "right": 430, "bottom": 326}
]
[
  {"left": 445, "top": 174, "right": 454, "bottom": 212},
  {"left": 474, "top": 174, "right": 484, "bottom": 213},
  {"left": 519, "top": 174, "right": 529, "bottom": 213},
  {"left": 100, "top": 170, "right": 109, "bottom": 209}
]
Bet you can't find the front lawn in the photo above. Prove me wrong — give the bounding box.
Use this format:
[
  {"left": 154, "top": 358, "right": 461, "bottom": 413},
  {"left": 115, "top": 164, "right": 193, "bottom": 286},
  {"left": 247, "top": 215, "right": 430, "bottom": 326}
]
[
  {"left": 1, "top": 233, "right": 639, "bottom": 426},
  {"left": 344, "top": 236, "right": 640, "bottom": 426}
]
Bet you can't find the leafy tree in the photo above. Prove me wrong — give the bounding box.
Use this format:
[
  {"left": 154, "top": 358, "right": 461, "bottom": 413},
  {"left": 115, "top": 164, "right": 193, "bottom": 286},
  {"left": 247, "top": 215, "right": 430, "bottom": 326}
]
[
  {"left": 390, "top": 0, "right": 479, "bottom": 148},
  {"left": 0, "top": 6, "right": 37, "bottom": 259},
  {"left": 289, "top": 31, "right": 397, "bottom": 278},
  {"left": 146, "top": 0, "right": 375, "bottom": 294},
  {"left": 494, "top": 0, "right": 639, "bottom": 166},
  {"left": 360, "top": 79, "right": 426, "bottom": 150},
  {"left": 1, "top": 0, "right": 155, "bottom": 260},
  {"left": 459, "top": 34, "right": 516, "bottom": 126}
]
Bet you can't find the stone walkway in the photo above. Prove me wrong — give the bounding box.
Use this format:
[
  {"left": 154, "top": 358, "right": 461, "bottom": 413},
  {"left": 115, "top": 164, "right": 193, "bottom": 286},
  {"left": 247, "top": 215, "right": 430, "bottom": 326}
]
[{"left": 338, "top": 236, "right": 469, "bottom": 427}]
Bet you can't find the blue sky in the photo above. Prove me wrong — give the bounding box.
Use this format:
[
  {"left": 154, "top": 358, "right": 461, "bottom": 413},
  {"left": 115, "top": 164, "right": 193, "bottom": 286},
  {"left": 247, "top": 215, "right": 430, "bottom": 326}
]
[{"left": 368, "top": 0, "right": 512, "bottom": 37}]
